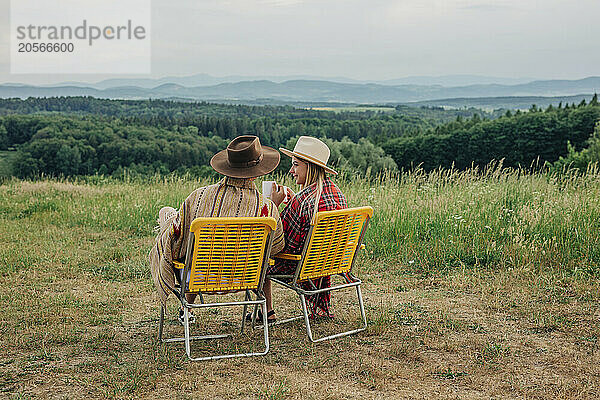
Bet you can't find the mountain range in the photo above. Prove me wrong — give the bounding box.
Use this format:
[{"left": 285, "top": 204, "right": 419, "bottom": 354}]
[
  {"left": 44, "top": 74, "right": 534, "bottom": 89},
  {"left": 1, "top": 75, "right": 598, "bottom": 107}
]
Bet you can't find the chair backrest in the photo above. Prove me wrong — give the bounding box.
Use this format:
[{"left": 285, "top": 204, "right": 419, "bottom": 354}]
[
  {"left": 184, "top": 217, "right": 277, "bottom": 293},
  {"left": 296, "top": 206, "right": 373, "bottom": 282}
]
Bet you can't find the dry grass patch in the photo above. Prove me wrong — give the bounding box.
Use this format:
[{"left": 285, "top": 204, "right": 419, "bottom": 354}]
[{"left": 1, "top": 175, "right": 599, "bottom": 399}]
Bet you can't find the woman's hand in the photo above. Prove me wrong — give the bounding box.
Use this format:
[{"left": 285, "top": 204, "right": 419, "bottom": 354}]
[
  {"left": 284, "top": 186, "right": 295, "bottom": 200},
  {"left": 271, "top": 184, "right": 295, "bottom": 206}
]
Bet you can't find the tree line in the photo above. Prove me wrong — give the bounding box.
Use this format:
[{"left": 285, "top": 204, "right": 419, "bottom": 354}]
[
  {"left": 0, "top": 114, "right": 398, "bottom": 178},
  {"left": 0, "top": 96, "right": 598, "bottom": 178},
  {"left": 383, "top": 98, "right": 600, "bottom": 170}
]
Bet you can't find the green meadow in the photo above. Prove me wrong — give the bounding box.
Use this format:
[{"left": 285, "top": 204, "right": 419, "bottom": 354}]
[{"left": 1, "top": 167, "right": 599, "bottom": 399}]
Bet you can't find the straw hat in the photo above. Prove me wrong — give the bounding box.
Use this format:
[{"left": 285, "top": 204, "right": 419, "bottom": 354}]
[
  {"left": 280, "top": 136, "right": 337, "bottom": 175},
  {"left": 210, "top": 136, "right": 280, "bottom": 178}
]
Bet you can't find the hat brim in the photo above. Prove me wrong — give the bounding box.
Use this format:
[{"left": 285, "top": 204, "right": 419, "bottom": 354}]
[
  {"left": 210, "top": 146, "right": 280, "bottom": 178},
  {"left": 280, "top": 148, "right": 338, "bottom": 175}
]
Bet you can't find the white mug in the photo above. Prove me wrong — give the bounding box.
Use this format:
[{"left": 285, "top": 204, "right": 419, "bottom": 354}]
[{"left": 262, "top": 180, "right": 275, "bottom": 202}]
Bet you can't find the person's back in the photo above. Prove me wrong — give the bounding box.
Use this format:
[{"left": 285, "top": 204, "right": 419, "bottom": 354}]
[
  {"left": 149, "top": 136, "right": 284, "bottom": 321},
  {"left": 168, "top": 176, "right": 284, "bottom": 265}
]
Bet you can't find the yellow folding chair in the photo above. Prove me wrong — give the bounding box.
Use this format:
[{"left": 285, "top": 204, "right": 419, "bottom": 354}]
[
  {"left": 269, "top": 206, "right": 373, "bottom": 342},
  {"left": 158, "top": 216, "right": 277, "bottom": 361}
]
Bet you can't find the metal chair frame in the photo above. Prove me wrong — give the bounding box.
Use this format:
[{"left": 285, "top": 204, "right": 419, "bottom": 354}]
[
  {"left": 268, "top": 206, "right": 373, "bottom": 343},
  {"left": 158, "top": 217, "right": 276, "bottom": 361}
]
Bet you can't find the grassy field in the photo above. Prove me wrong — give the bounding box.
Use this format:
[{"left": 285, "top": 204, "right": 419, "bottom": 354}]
[{"left": 1, "top": 167, "right": 599, "bottom": 399}]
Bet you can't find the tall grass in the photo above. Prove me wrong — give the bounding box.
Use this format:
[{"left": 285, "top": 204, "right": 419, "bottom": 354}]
[
  {"left": 342, "top": 165, "right": 600, "bottom": 278},
  {"left": 1, "top": 165, "right": 599, "bottom": 280}
]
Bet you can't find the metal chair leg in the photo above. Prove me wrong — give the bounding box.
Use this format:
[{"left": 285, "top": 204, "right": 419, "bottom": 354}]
[
  {"left": 260, "top": 300, "right": 270, "bottom": 356},
  {"left": 299, "top": 293, "right": 315, "bottom": 342},
  {"left": 172, "top": 298, "right": 270, "bottom": 362},
  {"left": 356, "top": 285, "right": 367, "bottom": 330},
  {"left": 183, "top": 302, "right": 270, "bottom": 361},
  {"left": 184, "top": 306, "right": 192, "bottom": 357},
  {"left": 298, "top": 284, "right": 367, "bottom": 343}
]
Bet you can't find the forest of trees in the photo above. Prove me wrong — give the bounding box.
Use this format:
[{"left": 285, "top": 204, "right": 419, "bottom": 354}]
[
  {"left": 383, "top": 99, "right": 600, "bottom": 170},
  {"left": 0, "top": 96, "right": 490, "bottom": 122},
  {"left": 0, "top": 95, "right": 598, "bottom": 179}
]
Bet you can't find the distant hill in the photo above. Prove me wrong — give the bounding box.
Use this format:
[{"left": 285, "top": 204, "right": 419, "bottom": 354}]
[
  {"left": 51, "top": 73, "right": 534, "bottom": 89},
  {"left": 405, "top": 94, "right": 596, "bottom": 110},
  {"left": 1, "top": 77, "right": 599, "bottom": 106},
  {"left": 380, "top": 74, "right": 533, "bottom": 86}
]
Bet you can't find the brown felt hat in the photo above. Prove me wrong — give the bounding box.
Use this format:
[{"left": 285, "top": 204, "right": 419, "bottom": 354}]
[{"left": 210, "top": 135, "right": 280, "bottom": 178}]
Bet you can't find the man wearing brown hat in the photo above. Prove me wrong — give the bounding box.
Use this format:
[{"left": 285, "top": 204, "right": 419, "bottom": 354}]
[{"left": 149, "top": 136, "right": 285, "bottom": 323}]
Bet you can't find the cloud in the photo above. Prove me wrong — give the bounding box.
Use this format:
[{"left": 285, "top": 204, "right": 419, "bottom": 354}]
[
  {"left": 455, "top": 0, "right": 516, "bottom": 11},
  {"left": 3, "top": 0, "right": 600, "bottom": 82},
  {"left": 259, "top": 0, "right": 304, "bottom": 6},
  {"left": 168, "top": 0, "right": 306, "bottom": 12}
]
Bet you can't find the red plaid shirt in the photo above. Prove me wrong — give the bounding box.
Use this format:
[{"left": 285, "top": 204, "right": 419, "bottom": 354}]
[
  {"left": 270, "top": 176, "right": 347, "bottom": 275},
  {"left": 270, "top": 176, "right": 347, "bottom": 317}
]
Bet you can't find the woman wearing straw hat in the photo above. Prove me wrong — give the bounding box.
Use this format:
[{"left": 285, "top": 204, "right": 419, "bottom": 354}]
[{"left": 264, "top": 136, "right": 348, "bottom": 322}]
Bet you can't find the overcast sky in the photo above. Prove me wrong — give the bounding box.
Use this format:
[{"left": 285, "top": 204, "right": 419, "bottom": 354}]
[{"left": 0, "top": 0, "right": 599, "bottom": 84}]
